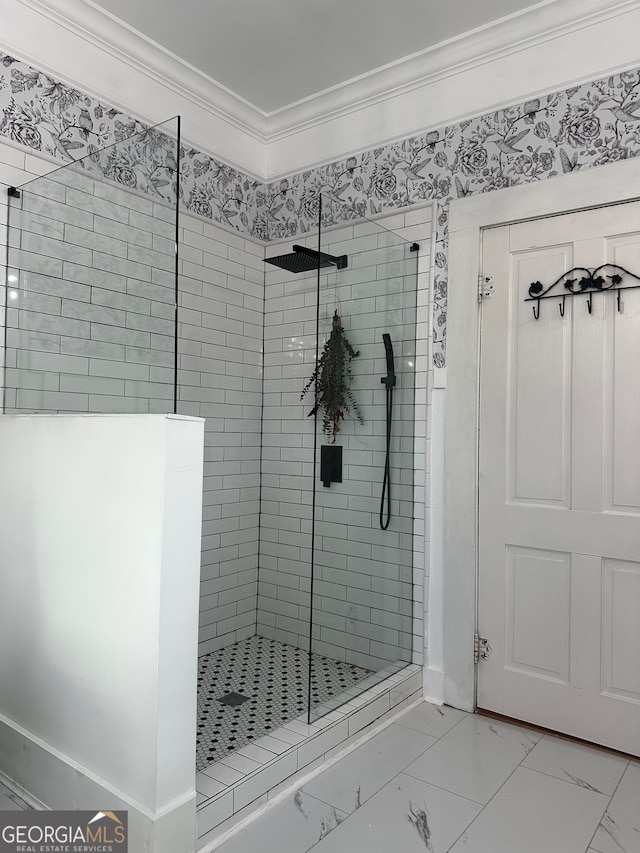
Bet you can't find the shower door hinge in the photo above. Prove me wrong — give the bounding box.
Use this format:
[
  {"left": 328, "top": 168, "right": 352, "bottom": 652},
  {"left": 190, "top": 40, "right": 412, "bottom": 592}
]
[
  {"left": 478, "top": 275, "right": 494, "bottom": 302},
  {"left": 474, "top": 633, "right": 492, "bottom": 664}
]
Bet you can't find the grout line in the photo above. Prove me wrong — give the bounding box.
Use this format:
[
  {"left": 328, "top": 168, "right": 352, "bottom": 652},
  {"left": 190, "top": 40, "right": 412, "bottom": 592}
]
[
  {"left": 429, "top": 744, "right": 534, "bottom": 849},
  {"left": 399, "top": 769, "right": 485, "bottom": 807},
  {"left": 584, "top": 760, "right": 629, "bottom": 852},
  {"left": 302, "top": 709, "right": 482, "bottom": 850},
  {"left": 520, "top": 763, "right": 616, "bottom": 797},
  {"left": 435, "top": 724, "right": 611, "bottom": 851}
]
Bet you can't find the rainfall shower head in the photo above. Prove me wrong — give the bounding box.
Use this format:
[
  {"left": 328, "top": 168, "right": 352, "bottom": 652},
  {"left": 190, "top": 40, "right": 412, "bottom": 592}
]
[{"left": 264, "top": 245, "right": 348, "bottom": 274}]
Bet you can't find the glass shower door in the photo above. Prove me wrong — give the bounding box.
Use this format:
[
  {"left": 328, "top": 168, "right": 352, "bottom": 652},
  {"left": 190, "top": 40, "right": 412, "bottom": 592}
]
[
  {"left": 3, "top": 117, "right": 180, "bottom": 415},
  {"left": 308, "top": 197, "right": 418, "bottom": 720}
]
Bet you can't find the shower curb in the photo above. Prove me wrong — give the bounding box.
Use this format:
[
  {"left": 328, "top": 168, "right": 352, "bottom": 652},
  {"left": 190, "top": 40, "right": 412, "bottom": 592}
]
[{"left": 195, "top": 663, "right": 422, "bottom": 847}]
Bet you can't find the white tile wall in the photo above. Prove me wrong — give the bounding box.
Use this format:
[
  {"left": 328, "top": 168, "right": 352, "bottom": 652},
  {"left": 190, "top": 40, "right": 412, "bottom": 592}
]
[
  {"left": 4, "top": 164, "right": 178, "bottom": 415},
  {"left": 176, "top": 213, "right": 264, "bottom": 653},
  {"left": 0, "top": 141, "right": 55, "bottom": 410}
]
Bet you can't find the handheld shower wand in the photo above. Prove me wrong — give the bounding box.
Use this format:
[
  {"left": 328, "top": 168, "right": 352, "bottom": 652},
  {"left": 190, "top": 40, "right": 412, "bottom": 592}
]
[
  {"left": 382, "top": 334, "right": 396, "bottom": 389},
  {"left": 380, "top": 334, "right": 395, "bottom": 530}
]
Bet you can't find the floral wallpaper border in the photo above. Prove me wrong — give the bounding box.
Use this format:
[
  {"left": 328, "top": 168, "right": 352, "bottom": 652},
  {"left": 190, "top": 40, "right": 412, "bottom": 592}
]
[
  {"left": 0, "top": 51, "right": 262, "bottom": 236},
  {"left": 2, "top": 49, "right": 640, "bottom": 366},
  {"left": 262, "top": 68, "right": 640, "bottom": 366}
]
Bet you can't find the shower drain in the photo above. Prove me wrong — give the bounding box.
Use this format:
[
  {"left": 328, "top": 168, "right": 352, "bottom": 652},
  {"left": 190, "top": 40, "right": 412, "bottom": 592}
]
[{"left": 217, "top": 692, "right": 249, "bottom": 707}]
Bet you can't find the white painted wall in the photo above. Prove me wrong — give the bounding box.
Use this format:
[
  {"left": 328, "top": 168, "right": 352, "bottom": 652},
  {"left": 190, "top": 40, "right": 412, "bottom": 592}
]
[
  {"left": 0, "top": 413, "right": 204, "bottom": 852},
  {"left": 424, "top": 385, "right": 446, "bottom": 703}
]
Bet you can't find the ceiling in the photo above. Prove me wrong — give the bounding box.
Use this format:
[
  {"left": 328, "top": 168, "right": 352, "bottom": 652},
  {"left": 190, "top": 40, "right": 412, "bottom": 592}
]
[{"left": 89, "top": 0, "right": 546, "bottom": 114}]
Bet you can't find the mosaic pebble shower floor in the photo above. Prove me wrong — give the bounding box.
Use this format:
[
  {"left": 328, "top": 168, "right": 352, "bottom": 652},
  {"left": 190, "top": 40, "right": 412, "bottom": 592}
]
[{"left": 196, "top": 636, "right": 372, "bottom": 771}]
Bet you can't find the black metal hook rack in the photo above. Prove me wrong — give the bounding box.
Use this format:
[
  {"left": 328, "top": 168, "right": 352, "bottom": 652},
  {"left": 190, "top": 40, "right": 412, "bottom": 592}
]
[{"left": 525, "top": 264, "right": 640, "bottom": 320}]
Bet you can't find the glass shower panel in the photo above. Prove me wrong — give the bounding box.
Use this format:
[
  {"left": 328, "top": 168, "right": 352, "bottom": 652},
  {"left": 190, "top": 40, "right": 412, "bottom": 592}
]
[
  {"left": 3, "top": 117, "right": 180, "bottom": 414},
  {"left": 309, "top": 196, "right": 418, "bottom": 720}
]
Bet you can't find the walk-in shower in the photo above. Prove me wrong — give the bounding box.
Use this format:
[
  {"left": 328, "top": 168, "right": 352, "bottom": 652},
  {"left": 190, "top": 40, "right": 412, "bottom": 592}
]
[
  {"left": 4, "top": 136, "right": 420, "bottom": 793},
  {"left": 193, "top": 203, "right": 419, "bottom": 768}
]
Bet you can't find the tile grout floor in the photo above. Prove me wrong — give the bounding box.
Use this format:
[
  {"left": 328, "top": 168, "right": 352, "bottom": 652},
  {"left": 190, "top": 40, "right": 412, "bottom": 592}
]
[
  {"left": 211, "top": 700, "right": 640, "bottom": 853},
  {"left": 196, "top": 636, "right": 374, "bottom": 771}
]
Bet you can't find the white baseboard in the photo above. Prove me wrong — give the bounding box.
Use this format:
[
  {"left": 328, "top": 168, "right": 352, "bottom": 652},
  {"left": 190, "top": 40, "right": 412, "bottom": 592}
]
[
  {"left": 0, "top": 714, "right": 196, "bottom": 853},
  {"left": 423, "top": 665, "right": 445, "bottom": 705}
]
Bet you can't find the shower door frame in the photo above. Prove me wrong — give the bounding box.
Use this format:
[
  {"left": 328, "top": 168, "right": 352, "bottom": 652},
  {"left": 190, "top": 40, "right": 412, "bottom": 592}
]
[{"left": 307, "top": 197, "right": 424, "bottom": 722}]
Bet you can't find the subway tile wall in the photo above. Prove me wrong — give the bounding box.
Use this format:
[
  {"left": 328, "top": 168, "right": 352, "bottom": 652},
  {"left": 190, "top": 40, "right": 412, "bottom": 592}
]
[
  {"left": 258, "top": 252, "right": 315, "bottom": 650},
  {"left": 258, "top": 206, "right": 432, "bottom": 671},
  {"left": 0, "top": 140, "right": 264, "bottom": 653},
  {"left": 4, "top": 163, "right": 178, "bottom": 414},
  {"left": 0, "top": 142, "right": 56, "bottom": 409},
  {"left": 175, "top": 214, "right": 264, "bottom": 653}
]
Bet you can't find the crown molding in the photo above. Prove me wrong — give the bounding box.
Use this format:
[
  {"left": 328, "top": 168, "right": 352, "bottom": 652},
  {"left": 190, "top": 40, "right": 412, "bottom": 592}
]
[
  {"left": 265, "top": 0, "right": 640, "bottom": 140},
  {"left": 264, "top": 0, "right": 640, "bottom": 180},
  {"left": 4, "top": 0, "right": 640, "bottom": 183},
  {"left": 6, "top": 0, "right": 268, "bottom": 178},
  {"left": 16, "top": 0, "right": 268, "bottom": 131}
]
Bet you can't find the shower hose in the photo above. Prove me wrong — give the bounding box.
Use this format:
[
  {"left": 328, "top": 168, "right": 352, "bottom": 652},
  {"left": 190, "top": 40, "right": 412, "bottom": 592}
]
[{"left": 379, "top": 381, "right": 393, "bottom": 530}]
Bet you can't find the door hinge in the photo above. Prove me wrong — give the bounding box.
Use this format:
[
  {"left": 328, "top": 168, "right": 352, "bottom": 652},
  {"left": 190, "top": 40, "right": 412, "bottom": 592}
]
[
  {"left": 474, "top": 633, "right": 492, "bottom": 664},
  {"left": 478, "top": 275, "right": 494, "bottom": 303}
]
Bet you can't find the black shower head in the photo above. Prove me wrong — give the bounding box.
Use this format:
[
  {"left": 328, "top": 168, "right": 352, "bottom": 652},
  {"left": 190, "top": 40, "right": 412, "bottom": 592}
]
[{"left": 264, "top": 245, "right": 348, "bottom": 274}]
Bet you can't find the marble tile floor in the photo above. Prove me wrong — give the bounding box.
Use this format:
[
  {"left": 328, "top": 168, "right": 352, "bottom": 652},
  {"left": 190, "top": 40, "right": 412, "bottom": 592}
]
[{"left": 211, "top": 701, "right": 639, "bottom": 853}]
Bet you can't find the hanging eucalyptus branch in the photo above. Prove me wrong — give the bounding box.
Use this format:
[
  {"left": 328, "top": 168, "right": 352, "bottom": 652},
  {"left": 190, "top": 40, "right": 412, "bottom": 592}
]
[{"left": 301, "top": 311, "right": 364, "bottom": 443}]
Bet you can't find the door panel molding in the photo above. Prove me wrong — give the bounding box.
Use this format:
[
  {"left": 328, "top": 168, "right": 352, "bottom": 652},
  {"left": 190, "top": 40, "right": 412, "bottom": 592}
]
[{"left": 444, "top": 157, "right": 640, "bottom": 711}]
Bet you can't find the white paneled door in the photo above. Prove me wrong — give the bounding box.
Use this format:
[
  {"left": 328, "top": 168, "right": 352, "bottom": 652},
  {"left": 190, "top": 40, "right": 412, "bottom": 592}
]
[{"left": 478, "top": 203, "right": 640, "bottom": 756}]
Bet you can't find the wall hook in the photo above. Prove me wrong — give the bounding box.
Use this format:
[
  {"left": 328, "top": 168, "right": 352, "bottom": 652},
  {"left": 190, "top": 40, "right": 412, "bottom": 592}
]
[
  {"left": 532, "top": 299, "right": 540, "bottom": 320},
  {"left": 525, "top": 264, "right": 640, "bottom": 321}
]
